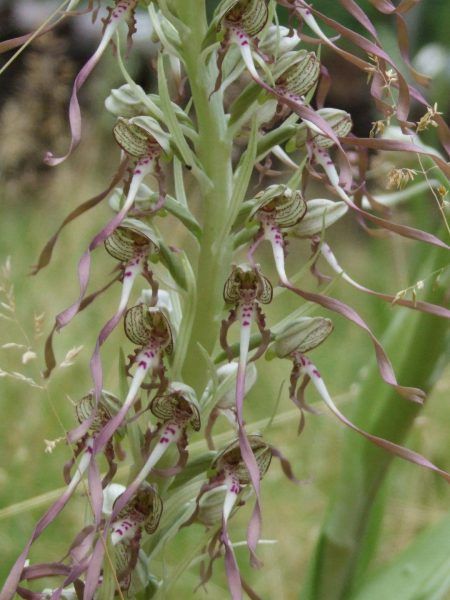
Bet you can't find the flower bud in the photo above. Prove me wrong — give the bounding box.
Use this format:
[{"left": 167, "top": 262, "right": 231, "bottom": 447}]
[
  {"left": 105, "top": 84, "right": 149, "bottom": 118},
  {"left": 104, "top": 219, "right": 159, "bottom": 262},
  {"left": 259, "top": 25, "right": 300, "bottom": 55},
  {"left": 249, "top": 184, "right": 307, "bottom": 228},
  {"left": 293, "top": 199, "right": 348, "bottom": 238},
  {"left": 275, "top": 51, "right": 320, "bottom": 98},
  {"left": 124, "top": 305, "right": 173, "bottom": 352},
  {"left": 224, "top": 264, "right": 273, "bottom": 305},
  {"left": 212, "top": 435, "right": 272, "bottom": 484},
  {"left": 289, "top": 108, "right": 353, "bottom": 150},
  {"left": 270, "top": 317, "right": 334, "bottom": 359},
  {"left": 150, "top": 383, "right": 201, "bottom": 431},
  {"left": 225, "top": 0, "right": 269, "bottom": 37}
]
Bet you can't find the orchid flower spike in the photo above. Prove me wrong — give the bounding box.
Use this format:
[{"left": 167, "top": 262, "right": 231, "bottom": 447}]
[
  {"left": 215, "top": 0, "right": 270, "bottom": 89},
  {"left": 45, "top": 0, "right": 138, "bottom": 165},
  {"left": 129, "top": 383, "right": 201, "bottom": 488},
  {"left": 110, "top": 482, "right": 163, "bottom": 546},
  {"left": 248, "top": 184, "right": 307, "bottom": 285}
]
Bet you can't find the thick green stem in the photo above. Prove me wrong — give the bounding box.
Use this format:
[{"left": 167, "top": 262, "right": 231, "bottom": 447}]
[
  {"left": 175, "top": 2, "right": 234, "bottom": 395},
  {"left": 302, "top": 239, "right": 449, "bottom": 600}
]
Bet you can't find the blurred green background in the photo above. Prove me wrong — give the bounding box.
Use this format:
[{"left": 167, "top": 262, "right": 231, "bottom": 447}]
[{"left": 0, "top": 1, "right": 449, "bottom": 597}]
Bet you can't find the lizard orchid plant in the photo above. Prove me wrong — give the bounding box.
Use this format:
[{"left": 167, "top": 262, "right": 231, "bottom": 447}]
[{"left": 1, "top": 0, "right": 449, "bottom": 599}]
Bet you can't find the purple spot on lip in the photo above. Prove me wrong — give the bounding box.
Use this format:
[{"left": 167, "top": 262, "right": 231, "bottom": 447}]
[
  {"left": 241, "top": 41, "right": 249, "bottom": 46},
  {"left": 135, "top": 169, "right": 142, "bottom": 174},
  {"left": 312, "top": 369, "right": 321, "bottom": 377},
  {"left": 242, "top": 321, "right": 250, "bottom": 326},
  {"left": 138, "top": 361, "right": 147, "bottom": 368},
  {"left": 116, "top": 529, "right": 123, "bottom": 536}
]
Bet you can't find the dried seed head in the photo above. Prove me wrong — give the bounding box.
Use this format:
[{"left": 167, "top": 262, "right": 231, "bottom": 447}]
[
  {"left": 249, "top": 184, "right": 307, "bottom": 228},
  {"left": 293, "top": 199, "right": 348, "bottom": 238},
  {"left": 224, "top": 264, "right": 273, "bottom": 305},
  {"left": 225, "top": 0, "right": 269, "bottom": 36},
  {"left": 74, "top": 391, "right": 122, "bottom": 433},
  {"left": 114, "top": 482, "right": 163, "bottom": 535},
  {"left": 275, "top": 51, "right": 320, "bottom": 98},
  {"left": 150, "top": 383, "right": 201, "bottom": 431},
  {"left": 291, "top": 108, "right": 353, "bottom": 150},
  {"left": 104, "top": 220, "right": 159, "bottom": 262},
  {"left": 271, "top": 317, "right": 334, "bottom": 358},
  {"left": 212, "top": 435, "right": 272, "bottom": 484},
  {"left": 124, "top": 305, "right": 173, "bottom": 352}
]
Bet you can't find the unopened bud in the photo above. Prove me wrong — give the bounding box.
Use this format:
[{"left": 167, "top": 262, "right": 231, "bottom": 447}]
[
  {"left": 269, "top": 317, "right": 334, "bottom": 359},
  {"left": 105, "top": 84, "right": 149, "bottom": 118},
  {"left": 259, "top": 25, "right": 300, "bottom": 55},
  {"left": 293, "top": 199, "right": 347, "bottom": 238}
]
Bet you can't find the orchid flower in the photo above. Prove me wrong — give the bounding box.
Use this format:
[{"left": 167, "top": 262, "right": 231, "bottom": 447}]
[
  {"left": 45, "top": 0, "right": 138, "bottom": 165},
  {"left": 214, "top": 0, "right": 270, "bottom": 89},
  {"left": 272, "top": 319, "right": 450, "bottom": 482},
  {"left": 191, "top": 436, "right": 272, "bottom": 600},
  {"left": 112, "top": 116, "right": 171, "bottom": 217},
  {"left": 296, "top": 108, "right": 354, "bottom": 189},
  {"left": 91, "top": 305, "right": 173, "bottom": 456},
  {"left": 220, "top": 264, "right": 272, "bottom": 569},
  {"left": 247, "top": 184, "right": 307, "bottom": 285},
  {"left": 0, "top": 391, "right": 123, "bottom": 595},
  {"left": 273, "top": 49, "right": 320, "bottom": 104},
  {"left": 103, "top": 220, "right": 160, "bottom": 323},
  {"left": 110, "top": 482, "right": 163, "bottom": 546},
  {"left": 125, "top": 383, "right": 201, "bottom": 490}
]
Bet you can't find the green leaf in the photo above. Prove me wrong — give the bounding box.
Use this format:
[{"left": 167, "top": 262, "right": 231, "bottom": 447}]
[{"left": 351, "top": 514, "right": 450, "bottom": 600}]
